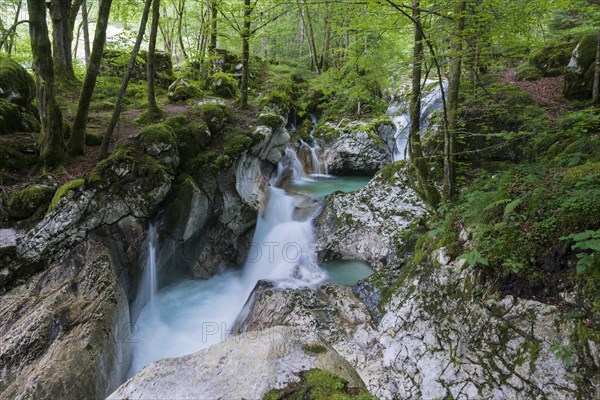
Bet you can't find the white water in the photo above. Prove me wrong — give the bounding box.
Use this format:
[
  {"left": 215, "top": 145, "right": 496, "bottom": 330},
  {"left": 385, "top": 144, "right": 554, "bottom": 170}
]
[
  {"left": 129, "top": 177, "right": 328, "bottom": 377},
  {"left": 386, "top": 80, "right": 447, "bottom": 161}
]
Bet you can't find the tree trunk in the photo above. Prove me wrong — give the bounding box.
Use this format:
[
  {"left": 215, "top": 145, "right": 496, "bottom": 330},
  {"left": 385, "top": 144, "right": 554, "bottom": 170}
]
[
  {"left": 82, "top": 0, "right": 91, "bottom": 64},
  {"left": 7, "top": 0, "right": 22, "bottom": 55},
  {"left": 209, "top": 0, "right": 218, "bottom": 56},
  {"left": 297, "top": 0, "right": 320, "bottom": 73},
  {"left": 409, "top": 0, "right": 439, "bottom": 210},
  {"left": 68, "top": 0, "right": 112, "bottom": 156},
  {"left": 177, "top": 0, "right": 188, "bottom": 59},
  {"left": 592, "top": 30, "right": 600, "bottom": 104},
  {"left": 51, "top": 0, "right": 77, "bottom": 83},
  {"left": 27, "top": 0, "right": 65, "bottom": 170},
  {"left": 147, "top": 0, "right": 161, "bottom": 116},
  {"left": 444, "top": 0, "right": 466, "bottom": 200},
  {"left": 240, "top": 0, "right": 251, "bottom": 107},
  {"left": 99, "top": 0, "right": 153, "bottom": 159},
  {"left": 321, "top": 13, "right": 330, "bottom": 72}
]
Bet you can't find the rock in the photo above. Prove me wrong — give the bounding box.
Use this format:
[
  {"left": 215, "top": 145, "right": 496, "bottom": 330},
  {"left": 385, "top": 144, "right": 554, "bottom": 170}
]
[
  {"left": 108, "top": 326, "right": 365, "bottom": 400},
  {"left": 189, "top": 102, "right": 229, "bottom": 133},
  {"left": 0, "top": 55, "right": 35, "bottom": 108},
  {"left": 564, "top": 34, "right": 597, "bottom": 100},
  {"left": 209, "top": 72, "right": 239, "bottom": 99},
  {"left": 139, "top": 124, "right": 180, "bottom": 172},
  {"left": 100, "top": 49, "right": 174, "bottom": 86},
  {"left": 0, "top": 229, "right": 18, "bottom": 256},
  {"left": 6, "top": 184, "right": 55, "bottom": 221},
  {"left": 315, "top": 165, "right": 425, "bottom": 269},
  {"left": 168, "top": 77, "right": 200, "bottom": 102},
  {"left": 2, "top": 134, "right": 175, "bottom": 290},
  {"left": 320, "top": 121, "right": 391, "bottom": 175},
  {"left": 0, "top": 243, "right": 131, "bottom": 399}
]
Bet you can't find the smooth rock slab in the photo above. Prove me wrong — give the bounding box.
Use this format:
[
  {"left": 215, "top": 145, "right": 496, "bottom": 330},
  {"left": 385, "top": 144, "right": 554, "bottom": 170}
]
[{"left": 108, "top": 326, "right": 365, "bottom": 400}]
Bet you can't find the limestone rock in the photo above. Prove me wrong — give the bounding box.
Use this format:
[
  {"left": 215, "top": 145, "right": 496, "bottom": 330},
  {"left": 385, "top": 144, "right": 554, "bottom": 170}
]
[
  {"left": 0, "top": 55, "right": 35, "bottom": 108},
  {"left": 564, "top": 34, "right": 597, "bottom": 100},
  {"left": 107, "top": 326, "right": 364, "bottom": 400},
  {"left": 168, "top": 77, "right": 200, "bottom": 102},
  {"left": 321, "top": 122, "right": 391, "bottom": 175},
  {"left": 0, "top": 242, "right": 131, "bottom": 399},
  {"left": 315, "top": 166, "right": 425, "bottom": 269}
]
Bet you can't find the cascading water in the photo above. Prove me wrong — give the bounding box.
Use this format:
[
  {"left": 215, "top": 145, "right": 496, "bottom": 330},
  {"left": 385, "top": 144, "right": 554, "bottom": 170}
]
[
  {"left": 386, "top": 80, "right": 447, "bottom": 160},
  {"left": 129, "top": 163, "right": 329, "bottom": 377},
  {"left": 299, "top": 114, "right": 328, "bottom": 176}
]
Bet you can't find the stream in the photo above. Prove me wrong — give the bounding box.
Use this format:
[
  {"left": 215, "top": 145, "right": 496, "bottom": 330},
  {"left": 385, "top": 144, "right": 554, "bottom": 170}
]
[{"left": 128, "top": 152, "right": 373, "bottom": 377}]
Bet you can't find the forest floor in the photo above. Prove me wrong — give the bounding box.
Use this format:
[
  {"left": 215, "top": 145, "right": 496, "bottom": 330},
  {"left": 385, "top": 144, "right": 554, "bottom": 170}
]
[{"left": 499, "top": 68, "right": 569, "bottom": 118}]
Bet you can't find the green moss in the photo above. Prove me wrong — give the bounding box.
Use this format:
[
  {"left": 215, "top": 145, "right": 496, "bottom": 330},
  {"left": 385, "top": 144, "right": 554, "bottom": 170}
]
[
  {"left": 529, "top": 41, "right": 573, "bottom": 77},
  {"left": 257, "top": 112, "right": 285, "bottom": 131},
  {"left": 262, "top": 369, "right": 375, "bottom": 400},
  {"left": 209, "top": 72, "right": 239, "bottom": 99},
  {"left": 139, "top": 123, "right": 177, "bottom": 149},
  {"left": 49, "top": 179, "right": 85, "bottom": 210},
  {"left": 0, "top": 100, "right": 23, "bottom": 134},
  {"left": 302, "top": 343, "right": 328, "bottom": 354},
  {"left": 189, "top": 103, "right": 229, "bottom": 133},
  {"left": 0, "top": 55, "right": 35, "bottom": 108},
  {"left": 7, "top": 185, "right": 56, "bottom": 220},
  {"left": 135, "top": 107, "right": 167, "bottom": 126},
  {"left": 168, "top": 78, "right": 201, "bottom": 102}
]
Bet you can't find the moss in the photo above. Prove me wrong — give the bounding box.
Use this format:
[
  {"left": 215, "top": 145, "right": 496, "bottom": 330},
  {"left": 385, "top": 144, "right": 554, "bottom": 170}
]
[
  {"left": 257, "top": 112, "right": 285, "bottom": 131},
  {"left": 49, "top": 179, "right": 85, "bottom": 210},
  {"left": 135, "top": 107, "right": 167, "bottom": 126},
  {"left": 209, "top": 72, "right": 239, "bottom": 99},
  {"left": 0, "top": 55, "right": 35, "bottom": 108},
  {"left": 168, "top": 78, "right": 201, "bottom": 102},
  {"left": 7, "top": 185, "right": 56, "bottom": 220},
  {"left": 261, "top": 90, "right": 293, "bottom": 116},
  {"left": 0, "top": 100, "right": 23, "bottom": 134},
  {"left": 302, "top": 343, "right": 328, "bottom": 354},
  {"left": 263, "top": 369, "right": 374, "bottom": 400},
  {"left": 190, "top": 102, "right": 229, "bottom": 133},
  {"left": 139, "top": 123, "right": 177, "bottom": 150},
  {"left": 529, "top": 41, "right": 573, "bottom": 77}
]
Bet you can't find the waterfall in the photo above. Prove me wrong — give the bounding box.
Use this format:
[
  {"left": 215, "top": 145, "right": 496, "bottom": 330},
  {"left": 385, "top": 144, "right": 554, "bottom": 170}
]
[
  {"left": 386, "top": 80, "right": 447, "bottom": 161},
  {"left": 129, "top": 159, "right": 327, "bottom": 377},
  {"left": 270, "top": 147, "right": 305, "bottom": 186}
]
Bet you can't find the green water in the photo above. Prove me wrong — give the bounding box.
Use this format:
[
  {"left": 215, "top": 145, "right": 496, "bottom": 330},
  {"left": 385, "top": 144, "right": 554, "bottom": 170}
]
[
  {"left": 288, "top": 176, "right": 371, "bottom": 199},
  {"left": 322, "top": 260, "right": 374, "bottom": 285}
]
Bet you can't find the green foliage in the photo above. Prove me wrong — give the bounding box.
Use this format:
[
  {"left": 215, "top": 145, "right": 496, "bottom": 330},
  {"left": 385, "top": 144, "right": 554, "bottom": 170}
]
[
  {"left": 262, "top": 369, "right": 374, "bottom": 400},
  {"left": 515, "top": 62, "right": 543, "bottom": 81},
  {"left": 561, "top": 230, "right": 600, "bottom": 273},
  {"left": 49, "top": 179, "right": 85, "bottom": 210}
]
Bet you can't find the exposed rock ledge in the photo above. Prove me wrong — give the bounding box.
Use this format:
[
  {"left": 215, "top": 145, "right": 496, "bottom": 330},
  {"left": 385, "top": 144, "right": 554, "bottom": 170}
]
[
  {"left": 315, "top": 165, "right": 425, "bottom": 269},
  {"left": 107, "top": 326, "right": 364, "bottom": 400}
]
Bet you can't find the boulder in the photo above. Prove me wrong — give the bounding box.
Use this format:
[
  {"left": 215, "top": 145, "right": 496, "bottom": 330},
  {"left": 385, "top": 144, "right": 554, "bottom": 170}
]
[
  {"left": 108, "top": 326, "right": 365, "bottom": 400},
  {"left": 0, "top": 134, "right": 39, "bottom": 185},
  {"left": 0, "top": 55, "right": 35, "bottom": 108},
  {"left": 0, "top": 243, "right": 131, "bottom": 399},
  {"left": 315, "top": 165, "right": 425, "bottom": 269},
  {"left": 320, "top": 122, "right": 391, "bottom": 175},
  {"left": 168, "top": 77, "right": 201, "bottom": 102},
  {"left": 564, "top": 34, "right": 597, "bottom": 100},
  {"left": 209, "top": 72, "right": 239, "bottom": 99},
  {"left": 100, "top": 49, "right": 175, "bottom": 86}
]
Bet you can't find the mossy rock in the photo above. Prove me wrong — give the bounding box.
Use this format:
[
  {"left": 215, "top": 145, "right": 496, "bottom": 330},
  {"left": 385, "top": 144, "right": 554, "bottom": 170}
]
[
  {"left": 49, "top": 179, "right": 85, "bottom": 210},
  {"left": 209, "top": 72, "right": 239, "bottom": 99},
  {"left": 257, "top": 112, "right": 285, "bottom": 131},
  {"left": 261, "top": 90, "right": 293, "bottom": 116},
  {"left": 85, "top": 132, "right": 103, "bottom": 146},
  {"left": 190, "top": 102, "right": 229, "bottom": 133},
  {"left": 8, "top": 184, "right": 56, "bottom": 220},
  {"left": 0, "top": 134, "right": 38, "bottom": 184},
  {"left": 168, "top": 78, "right": 201, "bottom": 102},
  {"left": 564, "top": 34, "right": 598, "bottom": 100},
  {"left": 515, "top": 62, "right": 543, "bottom": 81},
  {"left": 0, "top": 55, "right": 35, "bottom": 108},
  {"left": 262, "top": 369, "right": 375, "bottom": 400},
  {"left": 170, "top": 120, "right": 211, "bottom": 165},
  {"left": 99, "top": 49, "right": 174, "bottom": 86},
  {"left": 223, "top": 129, "right": 253, "bottom": 156},
  {"left": 0, "top": 100, "right": 23, "bottom": 135},
  {"left": 529, "top": 41, "right": 573, "bottom": 77}
]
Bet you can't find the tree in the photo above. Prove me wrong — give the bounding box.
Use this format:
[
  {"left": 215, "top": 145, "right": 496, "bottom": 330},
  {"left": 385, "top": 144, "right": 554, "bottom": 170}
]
[
  {"left": 444, "top": 0, "right": 466, "bottom": 199},
  {"left": 594, "top": 30, "right": 600, "bottom": 104},
  {"left": 68, "top": 0, "right": 113, "bottom": 156},
  {"left": 27, "top": 0, "right": 65, "bottom": 170},
  {"left": 50, "top": 0, "right": 81, "bottom": 84},
  {"left": 146, "top": 0, "right": 163, "bottom": 119},
  {"left": 100, "top": 0, "right": 153, "bottom": 159}
]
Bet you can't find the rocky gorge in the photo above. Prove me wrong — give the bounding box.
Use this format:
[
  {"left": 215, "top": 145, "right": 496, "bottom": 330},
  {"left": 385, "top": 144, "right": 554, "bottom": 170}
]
[{"left": 1, "top": 57, "right": 599, "bottom": 400}]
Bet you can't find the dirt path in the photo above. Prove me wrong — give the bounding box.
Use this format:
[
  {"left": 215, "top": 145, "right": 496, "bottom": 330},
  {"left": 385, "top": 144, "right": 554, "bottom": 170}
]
[{"left": 499, "top": 68, "right": 569, "bottom": 119}]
